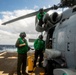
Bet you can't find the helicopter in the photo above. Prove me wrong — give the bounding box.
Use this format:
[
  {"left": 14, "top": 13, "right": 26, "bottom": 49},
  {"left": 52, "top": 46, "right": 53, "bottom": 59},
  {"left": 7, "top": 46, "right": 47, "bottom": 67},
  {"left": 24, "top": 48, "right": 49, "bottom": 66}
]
[{"left": 1, "top": 0, "right": 76, "bottom": 75}]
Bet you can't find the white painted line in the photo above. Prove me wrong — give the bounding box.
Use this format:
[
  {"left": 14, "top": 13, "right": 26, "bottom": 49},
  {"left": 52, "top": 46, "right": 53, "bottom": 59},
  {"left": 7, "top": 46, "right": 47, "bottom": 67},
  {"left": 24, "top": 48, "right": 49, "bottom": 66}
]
[{"left": 0, "top": 52, "right": 7, "bottom": 56}]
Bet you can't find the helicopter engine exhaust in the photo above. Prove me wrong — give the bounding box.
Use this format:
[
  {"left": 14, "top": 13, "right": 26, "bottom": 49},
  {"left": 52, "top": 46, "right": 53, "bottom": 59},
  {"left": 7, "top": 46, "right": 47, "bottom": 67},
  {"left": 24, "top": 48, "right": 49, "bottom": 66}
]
[{"left": 50, "top": 12, "right": 62, "bottom": 24}]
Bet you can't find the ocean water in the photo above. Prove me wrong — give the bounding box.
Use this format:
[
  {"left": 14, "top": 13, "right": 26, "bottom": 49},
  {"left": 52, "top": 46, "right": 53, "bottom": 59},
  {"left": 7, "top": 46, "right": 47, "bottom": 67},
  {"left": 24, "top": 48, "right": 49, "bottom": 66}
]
[
  {"left": 0, "top": 48, "right": 35, "bottom": 54},
  {"left": 0, "top": 43, "right": 34, "bottom": 53},
  {"left": 0, "top": 49, "right": 6, "bottom": 52},
  {"left": 6, "top": 48, "right": 17, "bottom": 52},
  {"left": 0, "top": 48, "right": 17, "bottom": 52}
]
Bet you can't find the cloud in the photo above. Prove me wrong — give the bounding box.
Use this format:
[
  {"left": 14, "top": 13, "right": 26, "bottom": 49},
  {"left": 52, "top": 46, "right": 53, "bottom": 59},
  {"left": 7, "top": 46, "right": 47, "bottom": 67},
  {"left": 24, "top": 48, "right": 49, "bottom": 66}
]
[
  {"left": 0, "top": 30, "right": 18, "bottom": 44},
  {"left": 0, "top": 9, "right": 38, "bottom": 34},
  {"left": 34, "top": 5, "right": 39, "bottom": 9},
  {"left": 0, "top": 9, "right": 39, "bottom": 44}
]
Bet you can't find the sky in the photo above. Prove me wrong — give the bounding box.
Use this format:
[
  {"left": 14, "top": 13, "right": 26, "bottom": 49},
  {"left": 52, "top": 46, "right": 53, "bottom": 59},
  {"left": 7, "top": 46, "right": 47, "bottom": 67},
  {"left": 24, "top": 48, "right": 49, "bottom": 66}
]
[{"left": 0, "top": 0, "right": 60, "bottom": 45}]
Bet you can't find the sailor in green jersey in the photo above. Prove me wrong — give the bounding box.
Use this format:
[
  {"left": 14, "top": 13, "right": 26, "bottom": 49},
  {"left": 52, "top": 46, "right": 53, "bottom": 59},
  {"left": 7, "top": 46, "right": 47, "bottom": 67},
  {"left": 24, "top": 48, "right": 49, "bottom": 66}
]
[
  {"left": 37, "top": 8, "right": 46, "bottom": 27},
  {"left": 33, "top": 35, "right": 45, "bottom": 67},
  {"left": 15, "top": 32, "right": 30, "bottom": 75}
]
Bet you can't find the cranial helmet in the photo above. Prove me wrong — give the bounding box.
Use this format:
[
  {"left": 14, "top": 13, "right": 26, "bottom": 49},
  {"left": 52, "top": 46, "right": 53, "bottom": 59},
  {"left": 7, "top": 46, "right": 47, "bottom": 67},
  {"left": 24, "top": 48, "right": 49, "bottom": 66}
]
[
  {"left": 39, "top": 35, "right": 43, "bottom": 39},
  {"left": 39, "top": 8, "right": 44, "bottom": 14},
  {"left": 19, "top": 32, "right": 26, "bottom": 38}
]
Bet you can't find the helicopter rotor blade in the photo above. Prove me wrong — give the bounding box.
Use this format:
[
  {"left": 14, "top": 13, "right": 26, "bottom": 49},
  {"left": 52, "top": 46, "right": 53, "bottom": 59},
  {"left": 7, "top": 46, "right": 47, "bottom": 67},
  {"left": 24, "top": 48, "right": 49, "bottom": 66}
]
[
  {"left": 2, "top": 5, "right": 58, "bottom": 25},
  {"left": 2, "top": 11, "right": 39, "bottom": 25}
]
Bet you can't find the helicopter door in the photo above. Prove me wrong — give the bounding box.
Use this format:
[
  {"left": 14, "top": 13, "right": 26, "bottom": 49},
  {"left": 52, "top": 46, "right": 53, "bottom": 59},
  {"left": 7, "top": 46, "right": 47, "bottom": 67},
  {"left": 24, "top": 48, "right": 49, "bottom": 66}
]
[{"left": 52, "top": 25, "right": 67, "bottom": 52}]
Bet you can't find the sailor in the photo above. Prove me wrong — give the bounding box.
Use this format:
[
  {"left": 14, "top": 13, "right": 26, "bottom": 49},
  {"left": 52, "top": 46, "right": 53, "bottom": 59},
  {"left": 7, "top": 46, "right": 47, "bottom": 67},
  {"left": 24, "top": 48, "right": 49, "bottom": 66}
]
[
  {"left": 33, "top": 35, "right": 45, "bottom": 67},
  {"left": 15, "top": 32, "right": 30, "bottom": 75},
  {"left": 37, "top": 8, "right": 46, "bottom": 27}
]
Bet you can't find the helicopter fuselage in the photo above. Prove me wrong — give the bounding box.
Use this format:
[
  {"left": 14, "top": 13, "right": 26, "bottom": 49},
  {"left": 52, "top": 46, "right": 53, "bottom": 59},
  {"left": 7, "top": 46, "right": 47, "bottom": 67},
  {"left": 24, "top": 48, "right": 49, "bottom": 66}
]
[
  {"left": 38, "top": 5, "right": 76, "bottom": 75},
  {"left": 53, "top": 12, "right": 76, "bottom": 68}
]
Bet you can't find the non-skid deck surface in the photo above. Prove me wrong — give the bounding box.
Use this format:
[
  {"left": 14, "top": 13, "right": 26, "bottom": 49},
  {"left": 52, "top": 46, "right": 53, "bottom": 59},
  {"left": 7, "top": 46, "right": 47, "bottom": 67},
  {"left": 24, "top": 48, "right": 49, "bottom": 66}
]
[
  {"left": 0, "top": 52, "right": 45, "bottom": 75},
  {"left": 0, "top": 52, "right": 17, "bottom": 75}
]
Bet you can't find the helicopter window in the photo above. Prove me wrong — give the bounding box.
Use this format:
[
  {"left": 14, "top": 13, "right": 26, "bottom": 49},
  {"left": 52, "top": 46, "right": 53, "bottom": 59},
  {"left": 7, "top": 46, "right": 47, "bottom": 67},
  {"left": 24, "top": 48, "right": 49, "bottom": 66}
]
[
  {"left": 62, "top": 19, "right": 66, "bottom": 22},
  {"left": 61, "top": 17, "right": 69, "bottom": 24},
  {"left": 60, "top": 18, "right": 66, "bottom": 24},
  {"left": 72, "top": 7, "right": 76, "bottom": 12}
]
